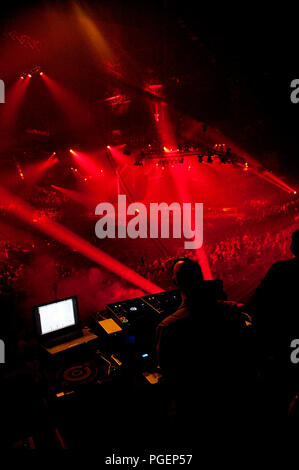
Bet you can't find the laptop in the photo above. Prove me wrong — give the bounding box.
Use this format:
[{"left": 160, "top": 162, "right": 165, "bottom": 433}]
[{"left": 33, "top": 296, "right": 97, "bottom": 354}]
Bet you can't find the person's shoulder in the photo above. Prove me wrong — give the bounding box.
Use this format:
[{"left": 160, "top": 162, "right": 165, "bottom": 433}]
[
  {"left": 278, "top": 257, "right": 298, "bottom": 267},
  {"left": 267, "top": 258, "right": 297, "bottom": 274},
  {"left": 157, "top": 305, "right": 190, "bottom": 329}
]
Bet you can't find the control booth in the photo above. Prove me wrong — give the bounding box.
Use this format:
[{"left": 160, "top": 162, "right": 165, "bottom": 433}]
[
  {"left": 3, "top": 280, "right": 242, "bottom": 450},
  {"left": 28, "top": 289, "right": 183, "bottom": 449}
]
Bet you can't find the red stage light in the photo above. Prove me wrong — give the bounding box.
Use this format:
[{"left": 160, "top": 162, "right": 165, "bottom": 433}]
[
  {"left": 22, "top": 154, "right": 58, "bottom": 184},
  {"left": 107, "top": 145, "right": 111, "bottom": 149},
  {"left": 0, "top": 76, "right": 30, "bottom": 152},
  {"left": 28, "top": 74, "right": 32, "bottom": 78},
  {"left": 42, "top": 74, "right": 90, "bottom": 129},
  {"left": 52, "top": 185, "right": 95, "bottom": 208},
  {"left": 40, "top": 72, "right": 43, "bottom": 76},
  {"left": 70, "top": 148, "right": 101, "bottom": 174}
]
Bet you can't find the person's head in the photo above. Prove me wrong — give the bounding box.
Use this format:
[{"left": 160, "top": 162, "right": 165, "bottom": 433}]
[
  {"left": 291, "top": 230, "right": 299, "bottom": 257},
  {"left": 172, "top": 257, "right": 204, "bottom": 298}
]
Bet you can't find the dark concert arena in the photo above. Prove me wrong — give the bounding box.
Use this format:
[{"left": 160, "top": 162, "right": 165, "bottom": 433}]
[{"left": 1, "top": 0, "right": 299, "bottom": 457}]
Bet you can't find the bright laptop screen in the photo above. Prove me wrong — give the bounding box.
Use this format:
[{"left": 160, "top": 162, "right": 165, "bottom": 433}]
[{"left": 37, "top": 297, "right": 76, "bottom": 335}]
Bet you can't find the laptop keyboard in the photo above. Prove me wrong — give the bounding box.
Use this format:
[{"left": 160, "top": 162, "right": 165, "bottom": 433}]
[{"left": 44, "top": 330, "right": 82, "bottom": 348}]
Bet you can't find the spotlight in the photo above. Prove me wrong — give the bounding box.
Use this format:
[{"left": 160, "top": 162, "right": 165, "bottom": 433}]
[
  {"left": 20, "top": 75, "right": 25, "bottom": 80},
  {"left": 106, "top": 145, "right": 111, "bottom": 149},
  {"left": 40, "top": 72, "right": 44, "bottom": 76},
  {"left": 28, "top": 74, "right": 32, "bottom": 78},
  {"left": 69, "top": 149, "right": 75, "bottom": 154}
]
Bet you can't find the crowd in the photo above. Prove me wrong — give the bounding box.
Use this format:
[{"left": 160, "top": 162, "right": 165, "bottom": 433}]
[
  {"left": 134, "top": 225, "right": 297, "bottom": 294},
  {"left": 134, "top": 197, "right": 299, "bottom": 298},
  {"left": 0, "top": 190, "right": 298, "bottom": 306}
]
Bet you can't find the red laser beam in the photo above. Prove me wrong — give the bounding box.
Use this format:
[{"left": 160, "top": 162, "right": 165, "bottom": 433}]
[
  {"left": 0, "top": 76, "right": 30, "bottom": 150},
  {"left": 69, "top": 149, "right": 100, "bottom": 174},
  {"left": 51, "top": 185, "right": 96, "bottom": 207},
  {"left": 23, "top": 155, "right": 58, "bottom": 184},
  {"left": 40, "top": 74, "right": 89, "bottom": 128},
  {"left": 0, "top": 185, "right": 163, "bottom": 294},
  {"left": 145, "top": 84, "right": 177, "bottom": 150}
]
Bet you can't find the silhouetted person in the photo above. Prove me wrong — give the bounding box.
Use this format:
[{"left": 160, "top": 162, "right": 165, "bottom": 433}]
[
  {"left": 244, "top": 230, "right": 299, "bottom": 424},
  {"left": 156, "top": 258, "right": 252, "bottom": 437},
  {"left": 246, "top": 229, "right": 299, "bottom": 357}
]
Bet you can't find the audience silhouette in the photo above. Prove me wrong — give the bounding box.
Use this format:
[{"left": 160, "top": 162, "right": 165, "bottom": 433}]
[
  {"left": 246, "top": 229, "right": 299, "bottom": 357},
  {"left": 155, "top": 229, "right": 299, "bottom": 436},
  {"left": 156, "top": 258, "right": 252, "bottom": 437},
  {"left": 242, "top": 229, "right": 299, "bottom": 424}
]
